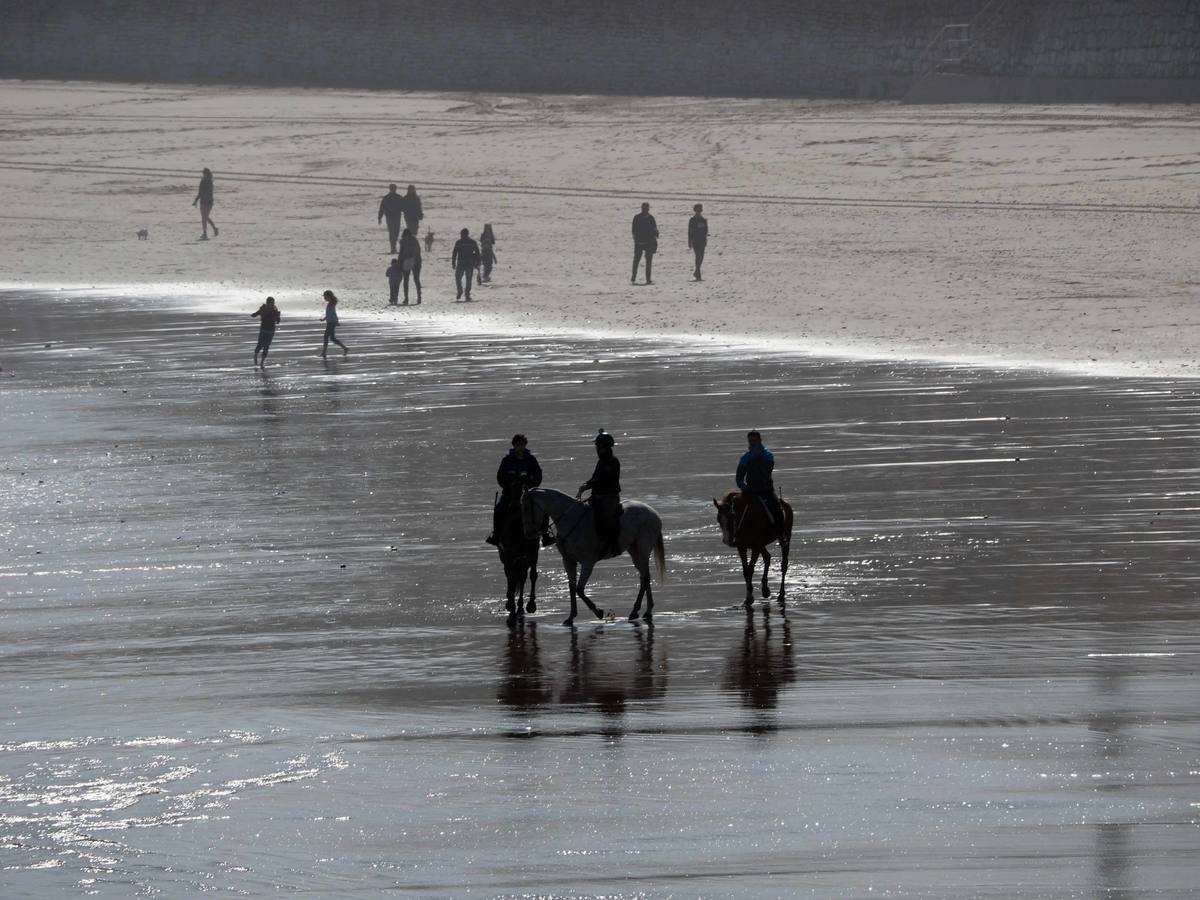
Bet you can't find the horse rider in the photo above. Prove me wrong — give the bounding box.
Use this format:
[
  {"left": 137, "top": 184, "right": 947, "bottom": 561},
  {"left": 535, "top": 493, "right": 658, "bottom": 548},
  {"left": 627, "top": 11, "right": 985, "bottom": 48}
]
[
  {"left": 486, "top": 434, "right": 545, "bottom": 546},
  {"left": 577, "top": 429, "right": 622, "bottom": 556},
  {"left": 737, "top": 430, "right": 784, "bottom": 533}
]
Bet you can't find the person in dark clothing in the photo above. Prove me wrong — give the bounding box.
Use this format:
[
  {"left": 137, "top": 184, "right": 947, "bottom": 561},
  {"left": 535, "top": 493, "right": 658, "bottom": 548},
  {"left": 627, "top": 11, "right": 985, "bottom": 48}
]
[
  {"left": 379, "top": 183, "right": 405, "bottom": 253},
  {"left": 631, "top": 202, "right": 658, "bottom": 284},
  {"left": 479, "top": 223, "right": 497, "bottom": 284},
  {"left": 398, "top": 228, "right": 423, "bottom": 304},
  {"left": 385, "top": 258, "right": 403, "bottom": 305},
  {"left": 486, "top": 433, "right": 545, "bottom": 546},
  {"left": 576, "top": 429, "right": 622, "bottom": 556},
  {"left": 320, "top": 289, "right": 348, "bottom": 358},
  {"left": 192, "top": 168, "right": 217, "bottom": 240},
  {"left": 452, "top": 228, "right": 481, "bottom": 301},
  {"left": 251, "top": 295, "right": 280, "bottom": 367},
  {"left": 737, "top": 430, "right": 784, "bottom": 530},
  {"left": 688, "top": 203, "right": 708, "bottom": 281},
  {"left": 401, "top": 185, "right": 423, "bottom": 237}
]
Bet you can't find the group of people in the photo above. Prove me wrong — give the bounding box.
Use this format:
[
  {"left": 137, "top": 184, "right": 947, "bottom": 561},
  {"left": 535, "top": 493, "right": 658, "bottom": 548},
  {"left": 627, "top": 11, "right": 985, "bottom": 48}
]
[
  {"left": 248, "top": 291, "right": 348, "bottom": 366},
  {"left": 486, "top": 428, "right": 779, "bottom": 556},
  {"left": 632, "top": 201, "right": 710, "bottom": 284}
]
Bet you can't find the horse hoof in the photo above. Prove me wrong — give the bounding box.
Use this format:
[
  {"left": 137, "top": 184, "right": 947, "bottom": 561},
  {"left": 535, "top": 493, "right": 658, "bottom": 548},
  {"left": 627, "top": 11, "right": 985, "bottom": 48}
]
[
  {"left": 594, "top": 608, "right": 606, "bottom": 620},
  {"left": 562, "top": 617, "right": 575, "bottom": 627},
  {"left": 642, "top": 611, "right": 653, "bottom": 621},
  {"left": 628, "top": 611, "right": 639, "bottom": 622},
  {"left": 526, "top": 599, "right": 537, "bottom": 614},
  {"left": 505, "top": 600, "right": 515, "bottom": 613},
  {"left": 744, "top": 598, "right": 754, "bottom": 610}
]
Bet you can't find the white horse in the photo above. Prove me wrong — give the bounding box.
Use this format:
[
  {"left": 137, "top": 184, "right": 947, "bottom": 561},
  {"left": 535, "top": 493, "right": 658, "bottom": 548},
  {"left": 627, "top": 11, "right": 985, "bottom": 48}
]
[{"left": 522, "top": 488, "right": 666, "bottom": 625}]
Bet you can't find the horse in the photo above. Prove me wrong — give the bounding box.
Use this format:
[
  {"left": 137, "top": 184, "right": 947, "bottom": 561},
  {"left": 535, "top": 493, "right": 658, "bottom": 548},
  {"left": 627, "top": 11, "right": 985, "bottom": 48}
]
[
  {"left": 495, "top": 490, "right": 539, "bottom": 618},
  {"left": 522, "top": 487, "right": 666, "bottom": 626},
  {"left": 713, "top": 490, "right": 793, "bottom": 607}
]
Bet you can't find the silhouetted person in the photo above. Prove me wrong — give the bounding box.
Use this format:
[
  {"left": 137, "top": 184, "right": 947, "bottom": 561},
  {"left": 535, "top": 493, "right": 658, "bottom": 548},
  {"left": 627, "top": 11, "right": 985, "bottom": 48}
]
[
  {"left": 320, "top": 289, "right": 348, "bottom": 357},
  {"left": 479, "top": 223, "right": 498, "bottom": 284},
  {"left": 398, "top": 228, "right": 423, "bottom": 304},
  {"left": 737, "top": 429, "right": 783, "bottom": 528},
  {"left": 577, "top": 429, "right": 621, "bottom": 556},
  {"left": 251, "top": 295, "right": 280, "bottom": 367},
  {"left": 192, "top": 168, "right": 217, "bottom": 240},
  {"left": 378, "top": 183, "right": 405, "bottom": 253},
  {"left": 452, "top": 228, "right": 480, "bottom": 301},
  {"left": 631, "top": 202, "right": 658, "bottom": 284},
  {"left": 401, "top": 184, "right": 423, "bottom": 236},
  {"left": 385, "top": 257, "right": 403, "bottom": 305},
  {"left": 688, "top": 203, "right": 708, "bottom": 281}
]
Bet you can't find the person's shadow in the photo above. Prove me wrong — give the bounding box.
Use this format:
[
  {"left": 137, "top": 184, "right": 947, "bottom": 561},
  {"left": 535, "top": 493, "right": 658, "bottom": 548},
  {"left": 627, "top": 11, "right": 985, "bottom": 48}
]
[{"left": 722, "top": 607, "right": 796, "bottom": 734}]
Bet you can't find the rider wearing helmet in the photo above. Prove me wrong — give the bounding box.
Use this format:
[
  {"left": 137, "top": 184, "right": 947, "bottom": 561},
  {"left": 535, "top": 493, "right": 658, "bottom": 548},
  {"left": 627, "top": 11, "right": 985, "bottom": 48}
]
[
  {"left": 577, "top": 429, "right": 622, "bottom": 556},
  {"left": 486, "top": 434, "right": 544, "bottom": 546},
  {"left": 737, "top": 430, "right": 784, "bottom": 531}
]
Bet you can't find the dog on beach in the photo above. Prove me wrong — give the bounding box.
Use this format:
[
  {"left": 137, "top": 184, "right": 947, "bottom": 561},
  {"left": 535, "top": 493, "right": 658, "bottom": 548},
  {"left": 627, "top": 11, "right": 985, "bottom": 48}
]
[
  {"left": 424, "top": 228, "right": 434, "bottom": 252},
  {"left": 136, "top": 228, "right": 149, "bottom": 240}
]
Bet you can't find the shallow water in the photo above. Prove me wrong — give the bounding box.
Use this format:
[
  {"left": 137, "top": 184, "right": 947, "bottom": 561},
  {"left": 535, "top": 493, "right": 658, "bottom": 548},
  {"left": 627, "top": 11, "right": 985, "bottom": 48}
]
[{"left": 2, "top": 290, "right": 1198, "bottom": 897}]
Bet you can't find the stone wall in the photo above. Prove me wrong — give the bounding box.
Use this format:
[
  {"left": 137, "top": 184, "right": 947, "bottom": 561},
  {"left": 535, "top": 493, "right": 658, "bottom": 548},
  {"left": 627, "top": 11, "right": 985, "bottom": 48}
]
[{"left": 1, "top": 0, "right": 1196, "bottom": 99}]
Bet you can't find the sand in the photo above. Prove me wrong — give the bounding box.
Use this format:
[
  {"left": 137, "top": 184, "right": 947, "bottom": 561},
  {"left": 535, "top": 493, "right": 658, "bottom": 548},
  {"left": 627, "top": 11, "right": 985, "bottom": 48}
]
[{"left": 1, "top": 79, "right": 1198, "bottom": 376}]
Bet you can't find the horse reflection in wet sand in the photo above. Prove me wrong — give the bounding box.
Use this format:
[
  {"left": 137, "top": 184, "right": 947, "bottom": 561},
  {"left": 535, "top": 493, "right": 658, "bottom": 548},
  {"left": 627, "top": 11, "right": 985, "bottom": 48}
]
[
  {"left": 714, "top": 490, "right": 793, "bottom": 606},
  {"left": 495, "top": 491, "right": 538, "bottom": 618},
  {"left": 522, "top": 488, "right": 666, "bottom": 625}
]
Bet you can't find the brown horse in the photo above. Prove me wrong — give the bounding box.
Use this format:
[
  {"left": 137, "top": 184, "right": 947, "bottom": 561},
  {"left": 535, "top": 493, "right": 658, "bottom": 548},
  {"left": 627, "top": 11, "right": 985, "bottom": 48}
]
[
  {"left": 713, "top": 490, "right": 793, "bottom": 607},
  {"left": 496, "top": 492, "right": 538, "bottom": 618}
]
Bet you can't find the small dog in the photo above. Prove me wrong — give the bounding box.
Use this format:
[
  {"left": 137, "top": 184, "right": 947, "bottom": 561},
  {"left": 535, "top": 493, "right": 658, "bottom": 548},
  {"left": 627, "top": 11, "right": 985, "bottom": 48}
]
[
  {"left": 136, "top": 229, "right": 149, "bottom": 240},
  {"left": 423, "top": 229, "right": 434, "bottom": 252}
]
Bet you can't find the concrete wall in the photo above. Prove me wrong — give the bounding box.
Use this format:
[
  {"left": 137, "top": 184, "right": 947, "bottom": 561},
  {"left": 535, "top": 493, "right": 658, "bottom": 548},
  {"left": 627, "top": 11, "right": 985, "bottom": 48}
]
[{"left": 1, "top": 0, "right": 1197, "bottom": 100}]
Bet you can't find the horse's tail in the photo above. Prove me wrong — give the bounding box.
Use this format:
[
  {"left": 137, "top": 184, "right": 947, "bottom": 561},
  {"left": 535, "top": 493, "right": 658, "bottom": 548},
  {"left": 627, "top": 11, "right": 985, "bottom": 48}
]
[{"left": 654, "top": 531, "right": 667, "bottom": 584}]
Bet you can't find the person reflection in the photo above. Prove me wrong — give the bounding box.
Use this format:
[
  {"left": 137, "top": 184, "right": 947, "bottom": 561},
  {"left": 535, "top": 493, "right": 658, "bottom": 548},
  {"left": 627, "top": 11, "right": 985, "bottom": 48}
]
[
  {"left": 722, "top": 608, "right": 796, "bottom": 735},
  {"left": 1089, "top": 658, "right": 1133, "bottom": 899},
  {"left": 497, "top": 620, "right": 552, "bottom": 714},
  {"left": 559, "top": 624, "right": 667, "bottom": 740}
]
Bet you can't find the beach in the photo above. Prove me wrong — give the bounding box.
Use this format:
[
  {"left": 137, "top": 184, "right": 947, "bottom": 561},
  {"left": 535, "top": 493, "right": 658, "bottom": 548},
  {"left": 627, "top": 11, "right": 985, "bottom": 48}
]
[
  {"left": 2, "top": 290, "right": 1198, "bottom": 896},
  {"left": 1, "top": 80, "right": 1198, "bottom": 375}
]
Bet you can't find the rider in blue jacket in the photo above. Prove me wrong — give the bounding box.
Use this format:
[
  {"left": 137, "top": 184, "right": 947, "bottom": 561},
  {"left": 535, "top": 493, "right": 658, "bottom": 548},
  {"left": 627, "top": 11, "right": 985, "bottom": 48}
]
[{"left": 737, "top": 430, "right": 784, "bottom": 530}]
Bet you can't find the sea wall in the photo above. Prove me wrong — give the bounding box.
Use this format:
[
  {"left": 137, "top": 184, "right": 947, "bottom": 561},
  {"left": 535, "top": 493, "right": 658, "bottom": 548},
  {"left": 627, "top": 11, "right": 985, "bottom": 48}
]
[{"left": 1, "top": 0, "right": 1197, "bottom": 99}]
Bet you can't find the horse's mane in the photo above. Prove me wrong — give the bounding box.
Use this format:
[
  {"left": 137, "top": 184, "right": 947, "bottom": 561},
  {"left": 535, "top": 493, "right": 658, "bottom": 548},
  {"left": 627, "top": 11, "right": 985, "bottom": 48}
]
[{"left": 716, "top": 489, "right": 739, "bottom": 508}]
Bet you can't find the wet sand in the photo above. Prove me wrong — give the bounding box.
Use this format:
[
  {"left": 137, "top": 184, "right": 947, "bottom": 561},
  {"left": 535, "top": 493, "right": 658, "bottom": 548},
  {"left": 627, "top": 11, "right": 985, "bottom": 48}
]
[{"left": 2, "top": 289, "right": 1198, "bottom": 896}]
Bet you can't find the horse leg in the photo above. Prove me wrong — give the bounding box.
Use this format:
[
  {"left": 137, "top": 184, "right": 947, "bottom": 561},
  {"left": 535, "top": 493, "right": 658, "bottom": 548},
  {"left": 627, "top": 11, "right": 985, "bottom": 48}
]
[
  {"left": 575, "top": 561, "right": 606, "bottom": 620},
  {"left": 563, "top": 557, "right": 580, "bottom": 626},
  {"left": 628, "top": 541, "right": 653, "bottom": 621},
  {"left": 738, "top": 546, "right": 753, "bottom": 607},
  {"left": 504, "top": 559, "right": 517, "bottom": 614},
  {"left": 761, "top": 547, "right": 772, "bottom": 600},
  {"left": 778, "top": 538, "right": 789, "bottom": 603},
  {"left": 526, "top": 554, "right": 538, "bottom": 614},
  {"left": 746, "top": 548, "right": 761, "bottom": 609}
]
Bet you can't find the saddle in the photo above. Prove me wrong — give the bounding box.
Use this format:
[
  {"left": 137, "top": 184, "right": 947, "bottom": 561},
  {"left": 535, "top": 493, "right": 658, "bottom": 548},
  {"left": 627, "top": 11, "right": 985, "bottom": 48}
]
[{"left": 719, "top": 493, "right": 781, "bottom": 546}]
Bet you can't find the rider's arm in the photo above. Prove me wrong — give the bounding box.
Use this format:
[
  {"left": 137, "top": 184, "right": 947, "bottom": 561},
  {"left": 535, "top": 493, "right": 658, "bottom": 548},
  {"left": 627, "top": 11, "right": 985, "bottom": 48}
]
[{"left": 735, "top": 460, "right": 748, "bottom": 491}]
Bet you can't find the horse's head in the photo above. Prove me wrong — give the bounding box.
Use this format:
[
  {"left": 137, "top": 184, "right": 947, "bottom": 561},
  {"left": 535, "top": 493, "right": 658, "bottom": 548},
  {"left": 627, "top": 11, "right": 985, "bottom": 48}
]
[
  {"left": 713, "top": 495, "right": 736, "bottom": 548},
  {"left": 520, "top": 489, "right": 545, "bottom": 540}
]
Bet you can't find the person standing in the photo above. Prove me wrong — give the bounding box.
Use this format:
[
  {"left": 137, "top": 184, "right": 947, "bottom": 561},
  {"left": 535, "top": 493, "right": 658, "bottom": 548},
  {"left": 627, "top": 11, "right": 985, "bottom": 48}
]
[
  {"left": 479, "top": 223, "right": 498, "bottom": 284},
  {"left": 401, "top": 185, "right": 423, "bottom": 237},
  {"left": 398, "top": 228, "right": 423, "bottom": 304},
  {"left": 192, "top": 168, "right": 218, "bottom": 240},
  {"left": 251, "top": 296, "right": 280, "bottom": 368},
  {"left": 631, "top": 202, "right": 658, "bottom": 284},
  {"left": 688, "top": 203, "right": 708, "bottom": 281},
  {"left": 378, "top": 183, "right": 405, "bottom": 253},
  {"left": 385, "top": 257, "right": 403, "bottom": 305},
  {"left": 576, "top": 429, "right": 622, "bottom": 557},
  {"left": 320, "top": 290, "right": 348, "bottom": 358},
  {"left": 451, "top": 228, "right": 480, "bottom": 301}
]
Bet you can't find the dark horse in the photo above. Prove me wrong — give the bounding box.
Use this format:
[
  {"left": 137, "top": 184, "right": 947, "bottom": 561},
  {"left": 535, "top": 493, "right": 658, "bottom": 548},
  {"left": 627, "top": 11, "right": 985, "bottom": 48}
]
[
  {"left": 713, "top": 490, "right": 793, "bottom": 607},
  {"left": 496, "top": 490, "right": 538, "bottom": 617}
]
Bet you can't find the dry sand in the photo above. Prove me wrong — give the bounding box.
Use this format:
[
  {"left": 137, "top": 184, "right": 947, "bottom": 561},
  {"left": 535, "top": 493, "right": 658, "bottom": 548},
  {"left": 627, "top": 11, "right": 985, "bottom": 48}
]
[{"left": 1, "top": 79, "right": 1198, "bottom": 375}]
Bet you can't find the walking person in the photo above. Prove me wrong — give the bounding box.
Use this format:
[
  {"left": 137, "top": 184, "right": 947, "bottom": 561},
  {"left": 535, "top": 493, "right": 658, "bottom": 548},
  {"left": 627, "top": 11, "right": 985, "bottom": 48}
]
[
  {"left": 385, "top": 257, "right": 403, "bottom": 305},
  {"left": 688, "top": 203, "right": 708, "bottom": 281},
  {"left": 398, "top": 228, "right": 423, "bottom": 304},
  {"left": 401, "top": 185, "right": 423, "bottom": 237},
  {"left": 320, "top": 290, "right": 348, "bottom": 358},
  {"left": 251, "top": 296, "right": 280, "bottom": 368},
  {"left": 452, "top": 228, "right": 481, "bottom": 301},
  {"left": 192, "top": 168, "right": 218, "bottom": 240},
  {"left": 631, "top": 202, "right": 658, "bottom": 284},
  {"left": 479, "top": 223, "right": 498, "bottom": 284},
  {"left": 378, "top": 183, "right": 405, "bottom": 254}
]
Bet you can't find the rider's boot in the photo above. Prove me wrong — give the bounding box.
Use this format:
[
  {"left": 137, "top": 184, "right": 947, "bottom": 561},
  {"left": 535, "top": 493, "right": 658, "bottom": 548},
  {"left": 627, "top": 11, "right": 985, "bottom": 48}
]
[
  {"left": 540, "top": 529, "right": 556, "bottom": 547},
  {"left": 485, "top": 532, "right": 498, "bottom": 546}
]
